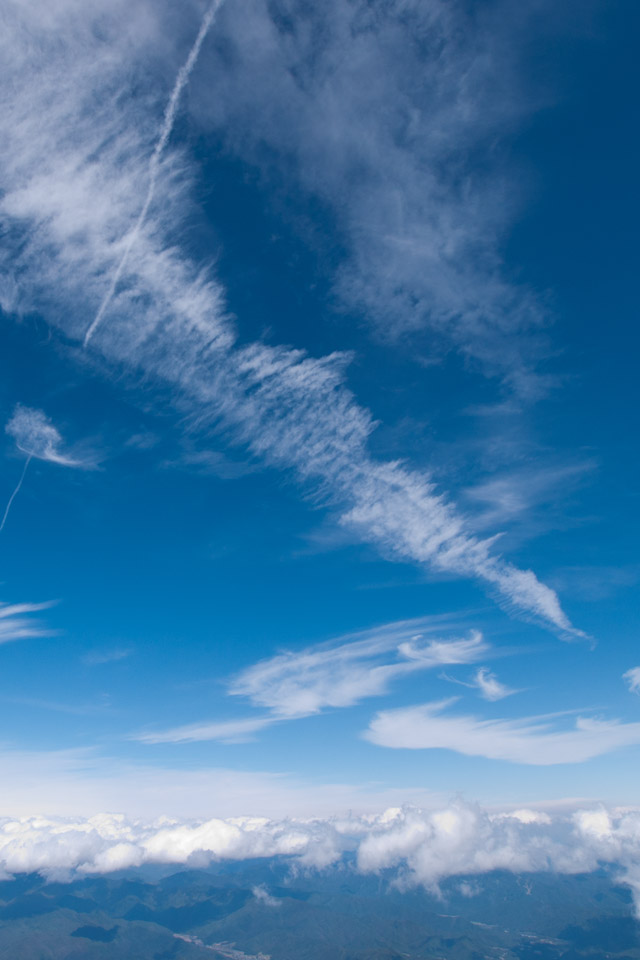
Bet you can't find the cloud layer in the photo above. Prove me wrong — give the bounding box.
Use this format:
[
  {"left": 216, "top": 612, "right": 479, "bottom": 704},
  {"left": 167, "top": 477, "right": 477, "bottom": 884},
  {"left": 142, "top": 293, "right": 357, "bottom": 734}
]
[
  {"left": 2, "top": 803, "right": 640, "bottom": 914},
  {"left": 0, "top": 0, "right": 579, "bottom": 634}
]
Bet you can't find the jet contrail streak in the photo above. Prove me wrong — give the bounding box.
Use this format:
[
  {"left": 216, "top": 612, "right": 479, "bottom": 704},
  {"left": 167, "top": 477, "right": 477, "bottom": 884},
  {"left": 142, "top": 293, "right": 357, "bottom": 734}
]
[
  {"left": 83, "top": 0, "right": 224, "bottom": 347},
  {"left": 0, "top": 455, "right": 32, "bottom": 533}
]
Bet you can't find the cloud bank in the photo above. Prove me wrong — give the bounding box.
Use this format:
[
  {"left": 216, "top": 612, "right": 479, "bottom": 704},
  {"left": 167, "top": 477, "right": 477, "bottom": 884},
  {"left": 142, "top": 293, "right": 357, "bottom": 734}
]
[{"left": 2, "top": 803, "right": 640, "bottom": 914}]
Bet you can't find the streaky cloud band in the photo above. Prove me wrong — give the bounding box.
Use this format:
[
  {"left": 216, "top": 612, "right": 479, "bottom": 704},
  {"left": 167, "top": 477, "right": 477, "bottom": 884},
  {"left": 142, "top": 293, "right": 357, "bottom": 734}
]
[{"left": 0, "top": 0, "right": 581, "bottom": 635}]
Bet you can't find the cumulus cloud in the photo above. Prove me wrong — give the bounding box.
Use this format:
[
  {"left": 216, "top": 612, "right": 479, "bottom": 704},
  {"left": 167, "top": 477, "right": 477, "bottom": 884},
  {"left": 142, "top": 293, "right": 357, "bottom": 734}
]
[
  {"left": 2, "top": 803, "right": 640, "bottom": 915},
  {"left": 0, "top": 0, "right": 580, "bottom": 634},
  {"left": 364, "top": 700, "right": 640, "bottom": 764},
  {"left": 0, "top": 600, "right": 54, "bottom": 646},
  {"left": 624, "top": 667, "right": 640, "bottom": 695},
  {"left": 133, "top": 618, "right": 488, "bottom": 743}
]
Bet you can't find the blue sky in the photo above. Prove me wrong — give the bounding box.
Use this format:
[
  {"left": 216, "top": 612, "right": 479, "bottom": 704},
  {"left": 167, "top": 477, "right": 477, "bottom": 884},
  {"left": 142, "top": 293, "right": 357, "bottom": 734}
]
[{"left": 0, "top": 0, "right": 639, "bottom": 824}]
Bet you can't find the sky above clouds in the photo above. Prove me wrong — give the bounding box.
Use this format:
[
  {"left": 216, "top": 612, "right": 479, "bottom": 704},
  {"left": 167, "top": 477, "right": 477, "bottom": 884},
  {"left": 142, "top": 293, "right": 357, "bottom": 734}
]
[{"left": 0, "top": 0, "right": 639, "bottom": 885}]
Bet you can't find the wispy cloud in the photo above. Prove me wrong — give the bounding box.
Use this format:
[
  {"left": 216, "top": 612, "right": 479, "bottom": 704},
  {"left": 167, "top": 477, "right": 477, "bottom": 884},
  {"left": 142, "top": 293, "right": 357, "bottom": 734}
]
[
  {"left": 135, "top": 715, "right": 277, "bottom": 745},
  {"left": 441, "top": 666, "right": 517, "bottom": 701},
  {"left": 191, "top": 0, "right": 570, "bottom": 395},
  {"left": 82, "top": 647, "right": 132, "bottom": 666},
  {"left": 5, "top": 405, "right": 92, "bottom": 468},
  {"left": 232, "top": 624, "right": 487, "bottom": 717},
  {"left": 0, "top": 600, "right": 54, "bottom": 646},
  {"left": 134, "top": 618, "right": 488, "bottom": 743},
  {"left": 364, "top": 700, "right": 640, "bottom": 765},
  {"left": 0, "top": 1, "right": 580, "bottom": 634},
  {"left": 624, "top": 667, "right": 640, "bottom": 696},
  {"left": 463, "top": 461, "right": 596, "bottom": 537},
  {"left": 2, "top": 405, "right": 95, "bottom": 530},
  {"left": 0, "top": 454, "right": 31, "bottom": 533},
  {"left": 83, "top": 0, "right": 224, "bottom": 346}
]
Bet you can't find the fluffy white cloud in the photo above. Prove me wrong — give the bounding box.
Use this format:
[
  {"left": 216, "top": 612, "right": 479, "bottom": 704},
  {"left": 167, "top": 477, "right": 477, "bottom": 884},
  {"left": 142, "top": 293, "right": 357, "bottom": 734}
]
[
  {"left": 133, "top": 618, "right": 488, "bottom": 743},
  {"left": 0, "top": 0, "right": 580, "bottom": 634},
  {"left": 624, "top": 667, "right": 640, "bottom": 695},
  {"left": 2, "top": 803, "right": 640, "bottom": 915},
  {"left": 364, "top": 699, "right": 640, "bottom": 764}
]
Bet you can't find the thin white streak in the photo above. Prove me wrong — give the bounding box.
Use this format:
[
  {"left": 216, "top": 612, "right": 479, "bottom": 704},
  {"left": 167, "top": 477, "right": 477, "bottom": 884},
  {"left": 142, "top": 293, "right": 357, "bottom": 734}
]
[
  {"left": 0, "top": 454, "right": 32, "bottom": 533},
  {"left": 83, "top": 0, "right": 224, "bottom": 347}
]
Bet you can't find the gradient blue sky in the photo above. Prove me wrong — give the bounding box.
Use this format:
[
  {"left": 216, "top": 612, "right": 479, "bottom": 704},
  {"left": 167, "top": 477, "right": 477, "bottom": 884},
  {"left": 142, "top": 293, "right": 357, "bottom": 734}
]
[{"left": 0, "top": 0, "right": 638, "bottom": 820}]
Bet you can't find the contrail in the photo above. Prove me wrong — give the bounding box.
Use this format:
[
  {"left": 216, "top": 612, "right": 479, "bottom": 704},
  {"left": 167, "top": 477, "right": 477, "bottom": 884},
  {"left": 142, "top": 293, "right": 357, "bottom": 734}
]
[
  {"left": 0, "top": 455, "right": 32, "bottom": 533},
  {"left": 83, "top": 0, "right": 224, "bottom": 347}
]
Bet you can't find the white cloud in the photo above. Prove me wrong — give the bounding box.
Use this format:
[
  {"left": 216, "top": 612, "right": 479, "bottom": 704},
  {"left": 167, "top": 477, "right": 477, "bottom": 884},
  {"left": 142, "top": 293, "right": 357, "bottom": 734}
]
[
  {"left": 82, "top": 647, "right": 132, "bottom": 666},
  {"left": 442, "top": 666, "right": 516, "bottom": 701},
  {"left": 83, "top": 0, "right": 224, "bottom": 345},
  {"left": 0, "top": 0, "right": 580, "bottom": 634},
  {"left": 190, "top": 0, "right": 566, "bottom": 394},
  {"left": 624, "top": 667, "right": 640, "bottom": 695},
  {"left": 0, "top": 600, "right": 54, "bottom": 646},
  {"left": 473, "top": 667, "right": 516, "bottom": 701},
  {"left": 252, "top": 885, "right": 281, "bottom": 908},
  {"left": 1, "top": 801, "right": 640, "bottom": 916},
  {"left": 133, "top": 618, "right": 489, "bottom": 743},
  {"left": 364, "top": 700, "right": 640, "bottom": 764},
  {"left": 5, "top": 405, "right": 91, "bottom": 468},
  {"left": 135, "top": 715, "right": 277, "bottom": 745},
  {"left": 2, "top": 405, "right": 94, "bottom": 530},
  {"left": 232, "top": 621, "right": 487, "bottom": 717}
]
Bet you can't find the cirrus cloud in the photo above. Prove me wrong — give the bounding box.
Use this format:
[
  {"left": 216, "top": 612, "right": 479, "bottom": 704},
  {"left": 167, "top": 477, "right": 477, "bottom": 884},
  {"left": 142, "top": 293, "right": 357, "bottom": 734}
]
[
  {"left": 364, "top": 699, "right": 640, "bottom": 765},
  {"left": 132, "top": 617, "right": 489, "bottom": 744},
  {"left": 0, "top": 0, "right": 581, "bottom": 636}
]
